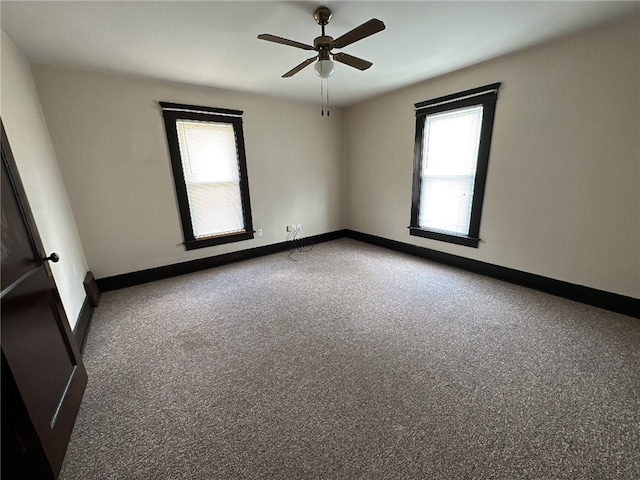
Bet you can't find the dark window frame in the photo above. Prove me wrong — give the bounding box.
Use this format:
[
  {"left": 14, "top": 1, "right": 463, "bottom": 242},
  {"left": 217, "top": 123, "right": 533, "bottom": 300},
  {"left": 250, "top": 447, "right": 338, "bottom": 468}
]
[
  {"left": 409, "top": 83, "right": 500, "bottom": 248},
  {"left": 161, "top": 102, "right": 254, "bottom": 250}
]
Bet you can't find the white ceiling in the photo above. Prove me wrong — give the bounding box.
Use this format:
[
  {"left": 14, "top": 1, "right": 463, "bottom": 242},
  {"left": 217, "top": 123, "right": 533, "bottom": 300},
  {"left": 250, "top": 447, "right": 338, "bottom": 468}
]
[{"left": 2, "top": 1, "right": 638, "bottom": 107}]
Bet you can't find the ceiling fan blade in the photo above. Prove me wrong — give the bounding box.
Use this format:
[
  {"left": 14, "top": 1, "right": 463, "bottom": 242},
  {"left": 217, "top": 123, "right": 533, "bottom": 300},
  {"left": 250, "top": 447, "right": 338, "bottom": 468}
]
[
  {"left": 332, "top": 19, "right": 385, "bottom": 49},
  {"left": 282, "top": 56, "right": 318, "bottom": 78},
  {"left": 257, "top": 34, "right": 315, "bottom": 51},
  {"left": 332, "top": 52, "right": 373, "bottom": 71}
]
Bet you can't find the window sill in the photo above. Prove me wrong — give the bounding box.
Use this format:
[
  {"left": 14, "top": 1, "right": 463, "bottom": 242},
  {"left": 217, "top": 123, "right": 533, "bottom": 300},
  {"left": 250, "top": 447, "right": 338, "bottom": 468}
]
[
  {"left": 408, "top": 227, "right": 479, "bottom": 248},
  {"left": 184, "top": 231, "right": 254, "bottom": 250}
]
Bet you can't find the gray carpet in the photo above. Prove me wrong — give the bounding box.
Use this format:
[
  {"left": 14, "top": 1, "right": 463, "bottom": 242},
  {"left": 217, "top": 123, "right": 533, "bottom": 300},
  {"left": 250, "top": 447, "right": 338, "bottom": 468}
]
[{"left": 60, "top": 239, "right": 640, "bottom": 479}]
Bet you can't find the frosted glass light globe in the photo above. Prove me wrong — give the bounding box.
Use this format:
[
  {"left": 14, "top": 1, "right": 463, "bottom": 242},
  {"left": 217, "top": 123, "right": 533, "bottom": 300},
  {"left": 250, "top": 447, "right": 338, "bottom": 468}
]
[{"left": 314, "top": 59, "right": 335, "bottom": 78}]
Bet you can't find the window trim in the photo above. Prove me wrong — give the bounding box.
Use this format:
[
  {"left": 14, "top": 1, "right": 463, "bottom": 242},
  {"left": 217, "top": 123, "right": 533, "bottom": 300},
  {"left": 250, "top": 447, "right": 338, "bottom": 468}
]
[
  {"left": 161, "top": 102, "right": 254, "bottom": 250},
  {"left": 409, "top": 83, "right": 500, "bottom": 248}
]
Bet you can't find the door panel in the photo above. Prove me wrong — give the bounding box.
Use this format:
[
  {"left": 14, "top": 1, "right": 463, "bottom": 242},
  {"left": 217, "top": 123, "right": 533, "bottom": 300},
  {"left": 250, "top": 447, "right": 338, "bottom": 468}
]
[
  {"left": 3, "top": 272, "right": 77, "bottom": 424},
  {"left": 1, "top": 120, "right": 87, "bottom": 479}
]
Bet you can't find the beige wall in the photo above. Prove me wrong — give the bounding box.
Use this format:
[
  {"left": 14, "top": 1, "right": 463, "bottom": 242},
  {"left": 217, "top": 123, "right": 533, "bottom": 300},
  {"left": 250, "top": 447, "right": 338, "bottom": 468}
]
[
  {"left": 6, "top": 14, "right": 638, "bottom": 302},
  {"left": 1, "top": 32, "right": 89, "bottom": 328},
  {"left": 344, "top": 15, "right": 640, "bottom": 298},
  {"left": 31, "top": 66, "right": 345, "bottom": 278}
]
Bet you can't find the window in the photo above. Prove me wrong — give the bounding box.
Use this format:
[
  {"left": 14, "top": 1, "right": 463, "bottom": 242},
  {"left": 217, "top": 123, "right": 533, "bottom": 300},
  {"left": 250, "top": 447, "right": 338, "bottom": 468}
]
[
  {"left": 161, "top": 102, "right": 254, "bottom": 250},
  {"left": 410, "top": 83, "right": 500, "bottom": 247}
]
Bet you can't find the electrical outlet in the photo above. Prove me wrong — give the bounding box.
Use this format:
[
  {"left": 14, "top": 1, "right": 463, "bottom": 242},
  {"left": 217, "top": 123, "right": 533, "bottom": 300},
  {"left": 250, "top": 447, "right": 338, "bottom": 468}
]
[
  {"left": 296, "top": 224, "right": 302, "bottom": 232},
  {"left": 257, "top": 228, "right": 263, "bottom": 237}
]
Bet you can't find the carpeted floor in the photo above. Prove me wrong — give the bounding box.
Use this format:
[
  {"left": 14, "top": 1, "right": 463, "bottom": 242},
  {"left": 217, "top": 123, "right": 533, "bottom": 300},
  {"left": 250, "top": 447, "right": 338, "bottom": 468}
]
[{"left": 59, "top": 239, "right": 640, "bottom": 479}]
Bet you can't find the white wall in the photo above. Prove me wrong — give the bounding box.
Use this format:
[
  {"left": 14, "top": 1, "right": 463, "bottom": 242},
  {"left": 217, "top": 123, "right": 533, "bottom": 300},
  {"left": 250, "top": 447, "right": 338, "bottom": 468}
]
[
  {"left": 345, "top": 15, "right": 640, "bottom": 298},
  {"left": 1, "top": 32, "right": 89, "bottom": 328},
  {"left": 31, "top": 66, "right": 345, "bottom": 278}
]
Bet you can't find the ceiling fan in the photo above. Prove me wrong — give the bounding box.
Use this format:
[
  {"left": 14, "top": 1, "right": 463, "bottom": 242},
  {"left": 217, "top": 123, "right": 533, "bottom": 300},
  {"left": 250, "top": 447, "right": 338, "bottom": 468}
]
[{"left": 258, "top": 6, "right": 386, "bottom": 79}]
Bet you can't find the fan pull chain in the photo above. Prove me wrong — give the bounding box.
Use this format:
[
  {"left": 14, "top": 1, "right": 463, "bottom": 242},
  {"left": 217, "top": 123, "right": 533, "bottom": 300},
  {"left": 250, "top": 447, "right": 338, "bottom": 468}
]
[
  {"left": 320, "top": 78, "right": 325, "bottom": 116},
  {"left": 327, "top": 78, "right": 330, "bottom": 117},
  {"left": 320, "top": 78, "right": 330, "bottom": 117}
]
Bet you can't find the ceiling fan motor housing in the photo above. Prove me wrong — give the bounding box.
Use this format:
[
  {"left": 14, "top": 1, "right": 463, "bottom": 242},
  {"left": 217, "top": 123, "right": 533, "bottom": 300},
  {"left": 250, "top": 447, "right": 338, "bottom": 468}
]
[{"left": 314, "top": 35, "right": 333, "bottom": 60}]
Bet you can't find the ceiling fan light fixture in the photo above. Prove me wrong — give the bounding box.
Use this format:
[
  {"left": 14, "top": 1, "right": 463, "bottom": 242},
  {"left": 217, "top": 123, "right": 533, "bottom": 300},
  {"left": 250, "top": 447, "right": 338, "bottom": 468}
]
[
  {"left": 314, "top": 59, "right": 335, "bottom": 78},
  {"left": 258, "top": 5, "right": 385, "bottom": 115}
]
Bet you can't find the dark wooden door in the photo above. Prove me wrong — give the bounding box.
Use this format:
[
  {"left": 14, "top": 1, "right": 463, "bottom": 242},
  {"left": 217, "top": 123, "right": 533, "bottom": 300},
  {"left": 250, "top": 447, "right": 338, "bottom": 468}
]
[{"left": 1, "top": 121, "right": 87, "bottom": 479}]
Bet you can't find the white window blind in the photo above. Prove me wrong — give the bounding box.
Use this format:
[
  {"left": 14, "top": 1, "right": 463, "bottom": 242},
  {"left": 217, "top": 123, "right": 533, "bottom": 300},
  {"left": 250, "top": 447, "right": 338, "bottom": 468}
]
[
  {"left": 418, "top": 105, "right": 484, "bottom": 235},
  {"left": 176, "top": 119, "right": 244, "bottom": 239}
]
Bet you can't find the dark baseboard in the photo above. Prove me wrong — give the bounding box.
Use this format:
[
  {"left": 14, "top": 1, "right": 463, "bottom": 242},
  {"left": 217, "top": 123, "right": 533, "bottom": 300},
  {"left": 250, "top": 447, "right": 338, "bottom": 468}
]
[
  {"left": 94, "top": 228, "right": 638, "bottom": 319},
  {"left": 344, "top": 230, "right": 639, "bottom": 319},
  {"left": 96, "top": 230, "right": 347, "bottom": 292},
  {"left": 73, "top": 297, "right": 95, "bottom": 354}
]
